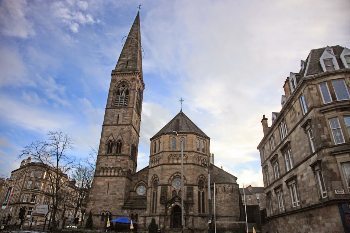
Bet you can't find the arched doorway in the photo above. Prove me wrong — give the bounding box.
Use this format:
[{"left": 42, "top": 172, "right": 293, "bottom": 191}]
[{"left": 170, "top": 205, "right": 182, "bottom": 228}]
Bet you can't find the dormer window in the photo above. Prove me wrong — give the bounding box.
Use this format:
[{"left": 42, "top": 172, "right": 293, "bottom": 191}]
[
  {"left": 323, "top": 58, "right": 335, "bottom": 71},
  {"left": 289, "top": 73, "right": 297, "bottom": 92},
  {"left": 320, "top": 47, "right": 339, "bottom": 72},
  {"left": 345, "top": 55, "right": 350, "bottom": 67},
  {"left": 340, "top": 48, "right": 350, "bottom": 68}
]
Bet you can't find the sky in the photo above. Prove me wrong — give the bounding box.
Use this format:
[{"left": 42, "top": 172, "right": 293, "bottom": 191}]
[{"left": 0, "top": 0, "right": 349, "bottom": 186}]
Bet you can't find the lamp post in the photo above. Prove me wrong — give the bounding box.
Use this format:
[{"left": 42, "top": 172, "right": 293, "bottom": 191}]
[{"left": 173, "top": 131, "right": 185, "bottom": 231}]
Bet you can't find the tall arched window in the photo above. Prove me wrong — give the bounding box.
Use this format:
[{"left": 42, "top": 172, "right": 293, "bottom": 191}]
[
  {"left": 106, "top": 140, "right": 114, "bottom": 154},
  {"left": 151, "top": 179, "right": 158, "bottom": 213},
  {"left": 198, "top": 179, "right": 205, "bottom": 213},
  {"left": 180, "top": 137, "right": 186, "bottom": 150},
  {"left": 171, "top": 137, "right": 176, "bottom": 150},
  {"left": 116, "top": 140, "right": 122, "bottom": 154},
  {"left": 114, "top": 83, "right": 129, "bottom": 107},
  {"left": 200, "top": 140, "right": 204, "bottom": 153},
  {"left": 153, "top": 141, "right": 157, "bottom": 154}
]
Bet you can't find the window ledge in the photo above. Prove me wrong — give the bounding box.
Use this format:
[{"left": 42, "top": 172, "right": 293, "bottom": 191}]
[{"left": 319, "top": 100, "right": 350, "bottom": 113}]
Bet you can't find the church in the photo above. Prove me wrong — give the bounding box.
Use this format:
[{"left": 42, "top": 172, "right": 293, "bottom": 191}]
[{"left": 87, "top": 12, "right": 242, "bottom": 232}]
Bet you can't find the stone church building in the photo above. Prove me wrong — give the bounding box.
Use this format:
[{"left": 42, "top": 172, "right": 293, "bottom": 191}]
[{"left": 87, "top": 12, "right": 241, "bottom": 232}]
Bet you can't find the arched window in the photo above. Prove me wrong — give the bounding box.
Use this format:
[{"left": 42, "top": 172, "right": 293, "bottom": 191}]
[
  {"left": 171, "top": 137, "right": 176, "bottom": 150},
  {"left": 106, "top": 140, "right": 114, "bottom": 154},
  {"left": 196, "top": 139, "right": 200, "bottom": 151},
  {"left": 200, "top": 140, "right": 204, "bottom": 153},
  {"left": 153, "top": 141, "right": 157, "bottom": 153},
  {"left": 114, "top": 83, "right": 129, "bottom": 107},
  {"left": 158, "top": 140, "right": 161, "bottom": 152},
  {"left": 116, "top": 140, "right": 122, "bottom": 154},
  {"left": 172, "top": 190, "right": 177, "bottom": 197},
  {"left": 152, "top": 179, "right": 158, "bottom": 213},
  {"left": 198, "top": 179, "right": 205, "bottom": 213},
  {"left": 180, "top": 137, "right": 186, "bottom": 150}
]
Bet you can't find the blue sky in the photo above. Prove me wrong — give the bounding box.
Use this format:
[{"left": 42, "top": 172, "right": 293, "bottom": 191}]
[{"left": 0, "top": 0, "right": 349, "bottom": 186}]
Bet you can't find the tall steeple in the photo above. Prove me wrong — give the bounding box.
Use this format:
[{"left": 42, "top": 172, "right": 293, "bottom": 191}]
[
  {"left": 114, "top": 12, "right": 142, "bottom": 74},
  {"left": 87, "top": 12, "right": 145, "bottom": 225}
]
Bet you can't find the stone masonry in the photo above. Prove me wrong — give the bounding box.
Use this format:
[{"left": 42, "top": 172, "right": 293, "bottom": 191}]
[{"left": 258, "top": 45, "right": 350, "bottom": 233}]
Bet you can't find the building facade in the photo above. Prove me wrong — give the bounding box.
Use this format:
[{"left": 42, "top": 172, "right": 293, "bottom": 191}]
[
  {"left": 240, "top": 186, "right": 265, "bottom": 232},
  {"left": 240, "top": 186, "right": 265, "bottom": 210},
  {"left": 87, "top": 12, "right": 242, "bottom": 232},
  {"left": 258, "top": 45, "right": 350, "bottom": 233},
  {"left": 0, "top": 157, "right": 82, "bottom": 229}
]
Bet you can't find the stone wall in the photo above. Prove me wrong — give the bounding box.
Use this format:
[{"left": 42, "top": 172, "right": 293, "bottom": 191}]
[{"left": 263, "top": 204, "right": 344, "bottom": 233}]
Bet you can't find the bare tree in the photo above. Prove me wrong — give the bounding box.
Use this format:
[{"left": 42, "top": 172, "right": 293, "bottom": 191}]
[
  {"left": 21, "top": 131, "right": 73, "bottom": 230},
  {"left": 71, "top": 147, "right": 97, "bottom": 224}
]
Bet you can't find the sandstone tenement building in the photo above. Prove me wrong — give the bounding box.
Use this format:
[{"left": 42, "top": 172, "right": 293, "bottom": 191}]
[
  {"left": 258, "top": 45, "right": 350, "bottom": 233},
  {"left": 0, "top": 157, "right": 82, "bottom": 228},
  {"left": 87, "top": 12, "right": 241, "bottom": 232}
]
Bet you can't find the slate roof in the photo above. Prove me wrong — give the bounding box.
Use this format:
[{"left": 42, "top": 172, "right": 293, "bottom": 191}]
[
  {"left": 239, "top": 186, "right": 264, "bottom": 195},
  {"left": 210, "top": 164, "right": 237, "bottom": 184},
  {"left": 114, "top": 12, "right": 142, "bottom": 74},
  {"left": 302, "top": 45, "right": 346, "bottom": 76},
  {"left": 151, "top": 111, "right": 209, "bottom": 140}
]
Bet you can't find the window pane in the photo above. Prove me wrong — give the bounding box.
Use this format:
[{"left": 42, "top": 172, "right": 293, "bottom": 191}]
[
  {"left": 319, "top": 82, "right": 332, "bottom": 103},
  {"left": 299, "top": 95, "right": 308, "bottom": 115},
  {"left": 332, "top": 79, "right": 350, "bottom": 100},
  {"left": 307, "top": 128, "right": 315, "bottom": 153},
  {"left": 323, "top": 58, "right": 335, "bottom": 71},
  {"left": 344, "top": 116, "right": 350, "bottom": 136},
  {"left": 342, "top": 162, "right": 350, "bottom": 192},
  {"left": 345, "top": 55, "right": 350, "bottom": 66},
  {"left": 329, "top": 118, "right": 345, "bottom": 144},
  {"left": 317, "top": 170, "right": 327, "bottom": 198}
]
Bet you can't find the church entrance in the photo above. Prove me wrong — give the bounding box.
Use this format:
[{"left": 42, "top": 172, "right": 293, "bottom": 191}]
[{"left": 170, "top": 205, "right": 182, "bottom": 228}]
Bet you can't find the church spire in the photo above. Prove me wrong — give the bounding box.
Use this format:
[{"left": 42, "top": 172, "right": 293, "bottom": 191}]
[{"left": 114, "top": 12, "right": 142, "bottom": 74}]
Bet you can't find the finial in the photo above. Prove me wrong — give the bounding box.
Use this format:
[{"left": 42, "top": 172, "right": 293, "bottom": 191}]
[
  {"left": 179, "top": 98, "right": 184, "bottom": 112},
  {"left": 138, "top": 4, "right": 142, "bottom": 11}
]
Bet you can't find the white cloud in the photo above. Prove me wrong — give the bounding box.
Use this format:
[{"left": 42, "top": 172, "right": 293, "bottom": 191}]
[
  {"left": 140, "top": 102, "right": 172, "bottom": 145},
  {"left": 51, "top": 0, "right": 97, "bottom": 33},
  {"left": 34, "top": 75, "right": 70, "bottom": 107},
  {"left": 0, "top": 95, "right": 74, "bottom": 132},
  {"left": 0, "top": 46, "right": 29, "bottom": 87},
  {"left": 140, "top": 0, "right": 350, "bottom": 185},
  {"left": 234, "top": 168, "right": 264, "bottom": 187},
  {"left": 21, "top": 91, "right": 46, "bottom": 105},
  {"left": 0, "top": 0, "right": 35, "bottom": 38}
]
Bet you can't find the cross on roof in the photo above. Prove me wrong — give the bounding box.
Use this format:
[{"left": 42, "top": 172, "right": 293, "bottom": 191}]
[
  {"left": 179, "top": 98, "right": 184, "bottom": 112},
  {"left": 138, "top": 4, "right": 142, "bottom": 10}
]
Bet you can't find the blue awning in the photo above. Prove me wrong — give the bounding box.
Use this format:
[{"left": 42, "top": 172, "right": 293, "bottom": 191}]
[{"left": 111, "top": 217, "right": 131, "bottom": 224}]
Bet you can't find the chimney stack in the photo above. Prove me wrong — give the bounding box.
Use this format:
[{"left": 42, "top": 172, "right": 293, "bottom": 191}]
[
  {"left": 261, "top": 115, "right": 269, "bottom": 135},
  {"left": 283, "top": 78, "right": 291, "bottom": 98}
]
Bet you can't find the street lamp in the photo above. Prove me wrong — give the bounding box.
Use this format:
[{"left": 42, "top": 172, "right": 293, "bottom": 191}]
[{"left": 173, "top": 131, "right": 185, "bottom": 231}]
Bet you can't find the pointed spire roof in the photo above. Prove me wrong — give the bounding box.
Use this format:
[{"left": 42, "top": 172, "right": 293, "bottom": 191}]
[
  {"left": 114, "top": 12, "right": 142, "bottom": 73},
  {"left": 151, "top": 111, "right": 209, "bottom": 140}
]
